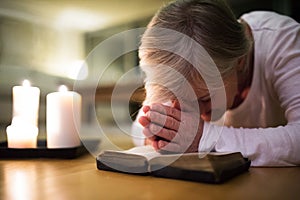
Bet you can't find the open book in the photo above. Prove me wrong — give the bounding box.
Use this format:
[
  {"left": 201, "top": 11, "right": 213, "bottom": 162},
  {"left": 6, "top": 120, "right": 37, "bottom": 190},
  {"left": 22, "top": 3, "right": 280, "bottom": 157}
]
[{"left": 96, "top": 145, "right": 251, "bottom": 184}]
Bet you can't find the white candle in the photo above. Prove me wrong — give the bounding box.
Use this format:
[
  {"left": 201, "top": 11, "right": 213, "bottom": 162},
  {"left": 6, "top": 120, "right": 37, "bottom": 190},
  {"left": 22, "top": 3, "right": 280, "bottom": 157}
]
[
  {"left": 6, "top": 117, "right": 38, "bottom": 148},
  {"left": 6, "top": 80, "right": 40, "bottom": 148},
  {"left": 46, "top": 85, "right": 82, "bottom": 148},
  {"left": 12, "top": 79, "right": 40, "bottom": 126}
]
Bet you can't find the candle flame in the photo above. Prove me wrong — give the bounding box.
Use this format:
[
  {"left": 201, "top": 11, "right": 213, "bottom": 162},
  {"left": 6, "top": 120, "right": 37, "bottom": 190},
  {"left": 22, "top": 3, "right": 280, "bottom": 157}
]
[
  {"left": 59, "top": 85, "right": 68, "bottom": 92},
  {"left": 22, "top": 79, "right": 31, "bottom": 87}
]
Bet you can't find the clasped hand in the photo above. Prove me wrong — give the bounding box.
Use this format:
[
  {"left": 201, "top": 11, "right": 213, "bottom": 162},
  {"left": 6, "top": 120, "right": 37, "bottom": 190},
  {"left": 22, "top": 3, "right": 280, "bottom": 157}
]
[{"left": 138, "top": 103, "right": 204, "bottom": 153}]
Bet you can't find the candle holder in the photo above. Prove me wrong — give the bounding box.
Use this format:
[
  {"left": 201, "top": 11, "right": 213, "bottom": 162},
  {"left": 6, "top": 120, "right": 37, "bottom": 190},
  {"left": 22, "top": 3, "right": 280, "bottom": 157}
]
[{"left": 0, "top": 139, "right": 100, "bottom": 159}]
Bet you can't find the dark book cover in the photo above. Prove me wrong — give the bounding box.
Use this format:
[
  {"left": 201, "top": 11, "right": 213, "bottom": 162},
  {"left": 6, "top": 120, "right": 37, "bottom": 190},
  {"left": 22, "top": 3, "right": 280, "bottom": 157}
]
[{"left": 96, "top": 146, "right": 251, "bottom": 183}]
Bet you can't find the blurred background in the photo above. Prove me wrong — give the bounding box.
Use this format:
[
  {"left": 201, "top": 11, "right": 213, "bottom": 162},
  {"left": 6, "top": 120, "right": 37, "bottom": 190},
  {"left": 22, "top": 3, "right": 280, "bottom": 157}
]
[{"left": 0, "top": 0, "right": 299, "bottom": 141}]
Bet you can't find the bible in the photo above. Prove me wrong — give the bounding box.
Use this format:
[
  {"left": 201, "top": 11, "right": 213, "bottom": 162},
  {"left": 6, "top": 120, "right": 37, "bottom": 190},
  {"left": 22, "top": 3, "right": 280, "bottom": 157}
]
[{"left": 96, "top": 145, "right": 251, "bottom": 184}]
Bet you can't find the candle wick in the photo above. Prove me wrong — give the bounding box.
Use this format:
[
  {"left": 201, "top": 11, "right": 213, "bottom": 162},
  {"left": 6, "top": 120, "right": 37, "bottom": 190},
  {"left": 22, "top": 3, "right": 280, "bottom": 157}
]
[
  {"left": 23, "top": 79, "right": 31, "bottom": 87},
  {"left": 59, "top": 85, "right": 68, "bottom": 92}
]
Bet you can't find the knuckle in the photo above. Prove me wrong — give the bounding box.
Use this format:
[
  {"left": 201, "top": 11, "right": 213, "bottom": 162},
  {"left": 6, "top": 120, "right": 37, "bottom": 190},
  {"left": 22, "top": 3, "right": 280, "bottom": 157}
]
[
  {"left": 169, "top": 108, "right": 177, "bottom": 117},
  {"left": 152, "top": 103, "right": 165, "bottom": 114},
  {"left": 167, "top": 117, "right": 179, "bottom": 130},
  {"left": 167, "top": 129, "right": 176, "bottom": 141},
  {"left": 148, "top": 111, "right": 165, "bottom": 123},
  {"left": 149, "top": 123, "right": 160, "bottom": 134},
  {"left": 147, "top": 111, "right": 154, "bottom": 119}
]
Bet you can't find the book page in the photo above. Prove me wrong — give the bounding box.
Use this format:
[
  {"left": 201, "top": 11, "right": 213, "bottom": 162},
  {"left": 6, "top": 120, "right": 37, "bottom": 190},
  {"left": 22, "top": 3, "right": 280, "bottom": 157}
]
[
  {"left": 124, "top": 145, "right": 162, "bottom": 160},
  {"left": 123, "top": 146, "right": 236, "bottom": 160},
  {"left": 108, "top": 145, "right": 240, "bottom": 163}
]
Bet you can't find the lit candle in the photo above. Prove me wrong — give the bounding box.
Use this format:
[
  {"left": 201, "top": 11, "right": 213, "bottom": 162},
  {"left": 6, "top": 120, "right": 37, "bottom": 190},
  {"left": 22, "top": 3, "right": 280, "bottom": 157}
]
[
  {"left": 12, "top": 80, "right": 40, "bottom": 126},
  {"left": 6, "top": 117, "right": 38, "bottom": 148},
  {"left": 46, "top": 85, "right": 82, "bottom": 148},
  {"left": 6, "top": 80, "right": 40, "bottom": 148}
]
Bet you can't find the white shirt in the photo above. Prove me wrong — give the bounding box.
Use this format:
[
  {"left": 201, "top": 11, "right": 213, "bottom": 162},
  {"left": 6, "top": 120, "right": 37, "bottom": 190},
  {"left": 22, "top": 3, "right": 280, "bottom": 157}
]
[{"left": 200, "top": 11, "right": 300, "bottom": 166}]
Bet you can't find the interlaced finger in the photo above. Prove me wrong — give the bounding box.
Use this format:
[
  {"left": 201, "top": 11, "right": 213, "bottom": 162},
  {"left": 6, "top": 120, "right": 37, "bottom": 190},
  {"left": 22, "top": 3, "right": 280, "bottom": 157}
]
[
  {"left": 148, "top": 123, "right": 176, "bottom": 141},
  {"left": 147, "top": 111, "right": 180, "bottom": 131},
  {"left": 150, "top": 103, "right": 181, "bottom": 121}
]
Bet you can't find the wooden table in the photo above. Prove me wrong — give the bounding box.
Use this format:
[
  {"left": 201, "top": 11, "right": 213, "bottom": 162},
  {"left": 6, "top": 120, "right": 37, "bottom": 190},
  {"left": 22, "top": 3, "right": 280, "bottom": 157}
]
[{"left": 1, "top": 136, "right": 300, "bottom": 200}]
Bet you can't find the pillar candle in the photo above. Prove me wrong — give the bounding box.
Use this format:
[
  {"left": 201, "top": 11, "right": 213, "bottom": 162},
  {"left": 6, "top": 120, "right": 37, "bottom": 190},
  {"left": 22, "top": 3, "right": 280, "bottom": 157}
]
[
  {"left": 46, "top": 85, "right": 82, "bottom": 148},
  {"left": 13, "top": 79, "right": 40, "bottom": 126},
  {"left": 6, "top": 80, "right": 40, "bottom": 148},
  {"left": 6, "top": 117, "right": 38, "bottom": 148}
]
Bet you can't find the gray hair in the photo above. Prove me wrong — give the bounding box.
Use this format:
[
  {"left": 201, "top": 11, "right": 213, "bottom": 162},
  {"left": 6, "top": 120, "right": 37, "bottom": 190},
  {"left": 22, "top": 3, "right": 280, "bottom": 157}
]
[{"left": 139, "top": 0, "right": 251, "bottom": 104}]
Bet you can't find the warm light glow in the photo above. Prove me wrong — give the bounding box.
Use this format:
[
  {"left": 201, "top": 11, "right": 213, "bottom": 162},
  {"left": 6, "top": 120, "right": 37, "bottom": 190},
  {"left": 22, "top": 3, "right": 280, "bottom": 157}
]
[
  {"left": 6, "top": 166, "right": 37, "bottom": 200},
  {"left": 59, "top": 85, "right": 68, "bottom": 92},
  {"left": 55, "top": 9, "right": 106, "bottom": 31},
  {"left": 67, "top": 60, "right": 88, "bottom": 80},
  {"left": 22, "top": 79, "right": 31, "bottom": 87}
]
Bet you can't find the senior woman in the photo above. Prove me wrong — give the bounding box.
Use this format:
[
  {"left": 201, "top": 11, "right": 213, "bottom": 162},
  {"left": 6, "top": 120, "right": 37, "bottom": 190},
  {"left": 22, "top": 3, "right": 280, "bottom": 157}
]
[{"left": 131, "top": 0, "right": 300, "bottom": 166}]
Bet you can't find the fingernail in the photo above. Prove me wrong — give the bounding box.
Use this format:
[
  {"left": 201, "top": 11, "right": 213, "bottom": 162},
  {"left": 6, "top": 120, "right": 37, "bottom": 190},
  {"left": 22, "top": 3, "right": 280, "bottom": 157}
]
[{"left": 143, "top": 105, "right": 150, "bottom": 113}]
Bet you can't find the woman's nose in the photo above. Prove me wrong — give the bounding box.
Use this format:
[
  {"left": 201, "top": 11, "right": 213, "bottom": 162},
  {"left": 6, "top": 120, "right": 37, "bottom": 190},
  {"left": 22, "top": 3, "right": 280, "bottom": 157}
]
[
  {"left": 199, "top": 101, "right": 211, "bottom": 121},
  {"left": 171, "top": 100, "right": 181, "bottom": 110}
]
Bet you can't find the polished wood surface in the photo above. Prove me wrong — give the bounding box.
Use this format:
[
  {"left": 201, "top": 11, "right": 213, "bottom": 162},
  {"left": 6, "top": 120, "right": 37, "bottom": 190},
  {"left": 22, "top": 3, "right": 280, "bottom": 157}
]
[{"left": 1, "top": 139, "right": 300, "bottom": 200}]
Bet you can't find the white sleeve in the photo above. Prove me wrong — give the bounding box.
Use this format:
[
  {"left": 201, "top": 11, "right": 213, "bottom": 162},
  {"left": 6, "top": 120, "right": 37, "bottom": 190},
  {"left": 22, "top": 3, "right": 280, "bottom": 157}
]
[
  {"left": 199, "top": 122, "right": 300, "bottom": 166},
  {"left": 198, "top": 121, "right": 220, "bottom": 152},
  {"left": 130, "top": 109, "right": 146, "bottom": 146}
]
